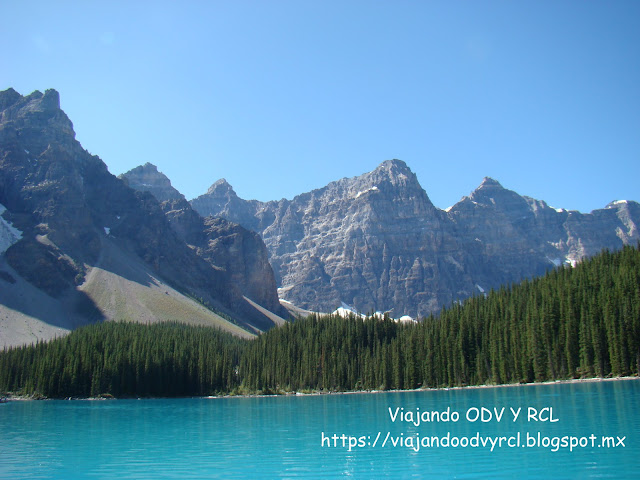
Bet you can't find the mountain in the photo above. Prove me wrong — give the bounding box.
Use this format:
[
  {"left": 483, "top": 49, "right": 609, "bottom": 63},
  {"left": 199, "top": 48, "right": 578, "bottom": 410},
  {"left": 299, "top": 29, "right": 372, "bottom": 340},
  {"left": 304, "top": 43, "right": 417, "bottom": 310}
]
[
  {"left": 0, "top": 88, "right": 284, "bottom": 347},
  {"left": 192, "top": 159, "right": 640, "bottom": 318},
  {"left": 118, "top": 162, "right": 185, "bottom": 203},
  {"left": 119, "top": 164, "right": 287, "bottom": 320}
]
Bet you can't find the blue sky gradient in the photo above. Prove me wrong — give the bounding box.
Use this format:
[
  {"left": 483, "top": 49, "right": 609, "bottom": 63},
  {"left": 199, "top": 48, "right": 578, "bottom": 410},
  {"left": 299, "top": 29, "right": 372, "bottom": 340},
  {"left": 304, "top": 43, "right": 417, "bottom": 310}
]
[{"left": 2, "top": 1, "right": 638, "bottom": 212}]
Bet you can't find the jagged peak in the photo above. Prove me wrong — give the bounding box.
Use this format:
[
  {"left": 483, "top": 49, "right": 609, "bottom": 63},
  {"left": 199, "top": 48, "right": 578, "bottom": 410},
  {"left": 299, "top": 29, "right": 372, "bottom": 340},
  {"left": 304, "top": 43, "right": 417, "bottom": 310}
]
[
  {"left": 466, "top": 176, "right": 507, "bottom": 199},
  {"left": 446, "top": 177, "right": 519, "bottom": 213},
  {"left": 0, "top": 88, "right": 61, "bottom": 113},
  {"left": 119, "top": 163, "right": 184, "bottom": 202},
  {"left": 478, "top": 176, "right": 503, "bottom": 188},
  {"left": 365, "top": 159, "right": 422, "bottom": 190},
  {"left": 126, "top": 162, "right": 160, "bottom": 174},
  {"left": 605, "top": 199, "right": 638, "bottom": 210},
  {"left": 206, "top": 178, "right": 236, "bottom": 196},
  {"left": 0, "top": 87, "right": 20, "bottom": 96},
  {"left": 0, "top": 88, "right": 23, "bottom": 111},
  {"left": 121, "top": 163, "right": 169, "bottom": 183},
  {"left": 374, "top": 159, "right": 412, "bottom": 176},
  {"left": 379, "top": 158, "right": 409, "bottom": 168},
  {"left": 0, "top": 87, "right": 75, "bottom": 144},
  {"left": 41, "top": 89, "right": 61, "bottom": 110}
]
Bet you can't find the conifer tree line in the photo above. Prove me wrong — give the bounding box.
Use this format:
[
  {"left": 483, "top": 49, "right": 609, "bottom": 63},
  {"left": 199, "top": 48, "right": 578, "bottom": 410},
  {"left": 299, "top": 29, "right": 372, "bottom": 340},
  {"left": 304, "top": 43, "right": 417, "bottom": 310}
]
[
  {"left": 1, "top": 245, "right": 638, "bottom": 398},
  {"left": 0, "top": 322, "right": 244, "bottom": 397}
]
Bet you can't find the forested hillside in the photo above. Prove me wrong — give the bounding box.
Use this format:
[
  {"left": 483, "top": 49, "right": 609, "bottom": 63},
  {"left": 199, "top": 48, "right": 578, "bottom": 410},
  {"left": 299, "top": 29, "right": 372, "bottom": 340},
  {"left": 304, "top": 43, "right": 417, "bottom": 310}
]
[
  {"left": 0, "top": 322, "right": 243, "bottom": 398},
  {"left": 1, "top": 245, "right": 638, "bottom": 398},
  {"left": 244, "top": 245, "right": 640, "bottom": 392}
]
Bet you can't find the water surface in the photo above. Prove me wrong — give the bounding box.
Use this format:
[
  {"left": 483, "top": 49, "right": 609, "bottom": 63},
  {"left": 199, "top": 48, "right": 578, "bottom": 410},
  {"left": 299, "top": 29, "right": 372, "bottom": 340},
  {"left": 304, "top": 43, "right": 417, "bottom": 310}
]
[{"left": 1, "top": 380, "right": 637, "bottom": 479}]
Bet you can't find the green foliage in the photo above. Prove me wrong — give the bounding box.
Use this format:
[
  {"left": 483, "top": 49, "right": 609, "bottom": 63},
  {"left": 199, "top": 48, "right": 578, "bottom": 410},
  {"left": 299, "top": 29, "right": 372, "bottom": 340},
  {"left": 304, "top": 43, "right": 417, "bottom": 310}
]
[
  {"left": 0, "top": 322, "right": 243, "bottom": 398},
  {"left": 239, "top": 245, "right": 640, "bottom": 391},
  {"left": 1, "top": 245, "right": 639, "bottom": 398}
]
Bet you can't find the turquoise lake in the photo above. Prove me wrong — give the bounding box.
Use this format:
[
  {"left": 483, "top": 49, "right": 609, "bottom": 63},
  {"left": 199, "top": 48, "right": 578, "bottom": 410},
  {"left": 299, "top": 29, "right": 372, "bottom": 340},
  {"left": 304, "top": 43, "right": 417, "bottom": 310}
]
[{"left": 1, "top": 380, "right": 638, "bottom": 479}]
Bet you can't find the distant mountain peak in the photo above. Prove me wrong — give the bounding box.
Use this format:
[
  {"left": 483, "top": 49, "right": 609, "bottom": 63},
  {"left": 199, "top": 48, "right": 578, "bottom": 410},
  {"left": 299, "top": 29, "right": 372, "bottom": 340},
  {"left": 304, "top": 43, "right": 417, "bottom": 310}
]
[
  {"left": 40, "top": 89, "right": 61, "bottom": 110},
  {"left": 130, "top": 162, "right": 161, "bottom": 175},
  {"left": 606, "top": 199, "right": 631, "bottom": 209},
  {"left": 378, "top": 158, "right": 409, "bottom": 169},
  {"left": 374, "top": 159, "right": 412, "bottom": 178},
  {"left": 190, "top": 156, "right": 639, "bottom": 318},
  {"left": 0, "top": 88, "right": 288, "bottom": 344},
  {"left": 119, "top": 163, "right": 184, "bottom": 203},
  {"left": 458, "top": 176, "right": 527, "bottom": 211},
  {"left": 365, "top": 158, "right": 427, "bottom": 195},
  {"left": 0, "top": 87, "right": 23, "bottom": 110},
  {"left": 478, "top": 177, "right": 503, "bottom": 188},
  {"left": 206, "top": 178, "right": 237, "bottom": 197}
]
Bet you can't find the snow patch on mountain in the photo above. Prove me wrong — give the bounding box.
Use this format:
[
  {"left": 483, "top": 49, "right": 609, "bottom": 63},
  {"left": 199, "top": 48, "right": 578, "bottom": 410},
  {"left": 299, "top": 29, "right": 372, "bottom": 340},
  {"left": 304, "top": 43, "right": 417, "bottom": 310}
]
[
  {"left": 332, "top": 301, "right": 413, "bottom": 322},
  {"left": 355, "top": 186, "right": 379, "bottom": 199},
  {"left": 547, "top": 257, "right": 562, "bottom": 267},
  {"left": 0, "top": 204, "right": 23, "bottom": 255}
]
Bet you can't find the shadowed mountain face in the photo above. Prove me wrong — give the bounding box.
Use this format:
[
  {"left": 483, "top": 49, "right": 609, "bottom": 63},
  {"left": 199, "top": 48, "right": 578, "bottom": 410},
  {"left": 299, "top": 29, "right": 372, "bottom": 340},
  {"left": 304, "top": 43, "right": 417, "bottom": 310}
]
[
  {"left": 119, "top": 164, "right": 286, "bottom": 318},
  {"left": 192, "top": 160, "right": 640, "bottom": 318},
  {"left": 0, "top": 88, "right": 284, "bottom": 346}
]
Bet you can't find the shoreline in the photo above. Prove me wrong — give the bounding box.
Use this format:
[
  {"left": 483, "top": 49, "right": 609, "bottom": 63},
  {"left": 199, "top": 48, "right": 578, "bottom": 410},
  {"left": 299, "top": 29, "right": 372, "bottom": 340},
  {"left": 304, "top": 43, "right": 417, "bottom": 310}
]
[{"left": 2, "top": 375, "right": 637, "bottom": 402}]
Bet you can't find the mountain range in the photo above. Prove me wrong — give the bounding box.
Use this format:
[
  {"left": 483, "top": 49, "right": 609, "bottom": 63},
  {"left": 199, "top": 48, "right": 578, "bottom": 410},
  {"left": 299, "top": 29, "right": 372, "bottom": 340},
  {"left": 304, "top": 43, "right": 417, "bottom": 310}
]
[
  {"left": 0, "top": 88, "right": 287, "bottom": 348},
  {"left": 1, "top": 87, "right": 638, "bottom": 347},
  {"left": 191, "top": 159, "right": 639, "bottom": 318}
]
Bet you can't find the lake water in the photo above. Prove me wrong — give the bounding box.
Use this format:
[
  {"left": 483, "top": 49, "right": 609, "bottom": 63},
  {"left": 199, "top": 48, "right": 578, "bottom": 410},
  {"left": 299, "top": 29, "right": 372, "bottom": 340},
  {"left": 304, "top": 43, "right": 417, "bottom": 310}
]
[{"left": 1, "top": 380, "right": 638, "bottom": 479}]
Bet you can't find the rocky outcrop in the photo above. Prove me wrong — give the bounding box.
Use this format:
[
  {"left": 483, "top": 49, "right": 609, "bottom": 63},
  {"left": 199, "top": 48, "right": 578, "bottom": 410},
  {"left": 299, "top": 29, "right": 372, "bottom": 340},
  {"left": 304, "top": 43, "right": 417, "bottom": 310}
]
[
  {"left": 0, "top": 88, "right": 284, "bottom": 341},
  {"left": 120, "top": 165, "right": 286, "bottom": 317},
  {"left": 192, "top": 160, "right": 640, "bottom": 318},
  {"left": 118, "top": 163, "right": 184, "bottom": 203}
]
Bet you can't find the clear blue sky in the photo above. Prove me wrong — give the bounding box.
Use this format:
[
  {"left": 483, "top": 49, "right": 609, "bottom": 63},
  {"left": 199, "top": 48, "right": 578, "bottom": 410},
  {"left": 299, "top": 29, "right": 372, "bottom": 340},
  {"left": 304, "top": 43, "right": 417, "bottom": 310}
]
[{"left": 2, "top": 1, "right": 638, "bottom": 212}]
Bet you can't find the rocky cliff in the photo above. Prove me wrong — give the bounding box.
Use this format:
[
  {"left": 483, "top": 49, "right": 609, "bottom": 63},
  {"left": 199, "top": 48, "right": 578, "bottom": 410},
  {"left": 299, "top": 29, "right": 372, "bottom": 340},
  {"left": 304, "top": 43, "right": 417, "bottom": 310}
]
[
  {"left": 120, "top": 164, "right": 286, "bottom": 318},
  {"left": 119, "top": 162, "right": 184, "bottom": 203},
  {"left": 0, "top": 88, "right": 284, "bottom": 346},
  {"left": 192, "top": 159, "right": 640, "bottom": 318}
]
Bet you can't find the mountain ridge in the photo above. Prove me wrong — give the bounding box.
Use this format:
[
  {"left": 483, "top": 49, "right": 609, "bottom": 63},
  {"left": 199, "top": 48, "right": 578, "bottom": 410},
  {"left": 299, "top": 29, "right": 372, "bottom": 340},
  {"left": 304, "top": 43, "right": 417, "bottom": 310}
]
[
  {"left": 0, "top": 88, "right": 286, "bottom": 347},
  {"left": 3, "top": 87, "right": 637, "bottom": 331},
  {"left": 192, "top": 159, "right": 640, "bottom": 318},
  {"left": 119, "top": 164, "right": 287, "bottom": 319}
]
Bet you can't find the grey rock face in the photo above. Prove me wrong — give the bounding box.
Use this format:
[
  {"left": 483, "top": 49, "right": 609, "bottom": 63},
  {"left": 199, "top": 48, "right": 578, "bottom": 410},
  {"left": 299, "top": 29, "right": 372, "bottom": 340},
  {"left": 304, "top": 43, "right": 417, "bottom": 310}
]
[
  {"left": 118, "top": 163, "right": 184, "bottom": 203},
  {"left": 120, "top": 165, "right": 286, "bottom": 317},
  {"left": 192, "top": 160, "right": 640, "bottom": 318},
  {"left": 0, "top": 88, "right": 282, "bottom": 333}
]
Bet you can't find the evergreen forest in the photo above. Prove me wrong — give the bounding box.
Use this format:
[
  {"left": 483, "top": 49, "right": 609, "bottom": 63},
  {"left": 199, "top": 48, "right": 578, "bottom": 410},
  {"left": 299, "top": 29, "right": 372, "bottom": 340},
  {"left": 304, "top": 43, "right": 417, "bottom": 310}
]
[{"left": 1, "top": 245, "right": 639, "bottom": 398}]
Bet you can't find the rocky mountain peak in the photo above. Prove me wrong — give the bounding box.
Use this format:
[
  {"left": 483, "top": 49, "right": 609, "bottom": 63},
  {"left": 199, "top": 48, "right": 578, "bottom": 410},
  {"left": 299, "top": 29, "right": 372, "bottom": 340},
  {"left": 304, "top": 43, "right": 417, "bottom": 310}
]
[
  {"left": 195, "top": 158, "right": 639, "bottom": 318},
  {"left": 478, "top": 176, "right": 503, "bottom": 188},
  {"left": 122, "top": 161, "right": 286, "bottom": 319},
  {"left": 119, "top": 163, "right": 184, "bottom": 203},
  {"left": 40, "top": 89, "right": 62, "bottom": 110},
  {"left": 190, "top": 177, "right": 261, "bottom": 229},
  {"left": 605, "top": 199, "right": 633, "bottom": 210},
  {"left": 455, "top": 176, "right": 525, "bottom": 212},
  {"left": 2, "top": 88, "right": 63, "bottom": 116},
  {"left": 0, "top": 88, "right": 22, "bottom": 111},
  {"left": 369, "top": 159, "right": 419, "bottom": 187},
  {"left": 1, "top": 88, "right": 289, "bottom": 343},
  {"left": 0, "top": 88, "right": 76, "bottom": 156},
  {"left": 349, "top": 158, "right": 436, "bottom": 214},
  {"left": 375, "top": 158, "right": 411, "bottom": 175},
  {"left": 206, "top": 178, "right": 236, "bottom": 197}
]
